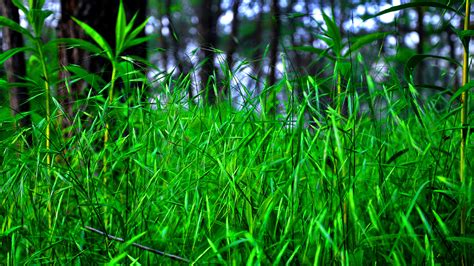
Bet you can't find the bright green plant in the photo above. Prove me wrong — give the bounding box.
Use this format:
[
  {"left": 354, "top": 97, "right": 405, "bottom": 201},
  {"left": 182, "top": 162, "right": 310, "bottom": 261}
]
[
  {"left": 61, "top": 0, "right": 150, "bottom": 177},
  {"left": 0, "top": 0, "right": 55, "bottom": 168}
]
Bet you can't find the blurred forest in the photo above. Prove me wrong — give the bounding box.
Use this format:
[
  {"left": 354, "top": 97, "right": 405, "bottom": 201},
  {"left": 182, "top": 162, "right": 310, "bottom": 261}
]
[{"left": 1, "top": 0, "right": 470, "bottom": 122}]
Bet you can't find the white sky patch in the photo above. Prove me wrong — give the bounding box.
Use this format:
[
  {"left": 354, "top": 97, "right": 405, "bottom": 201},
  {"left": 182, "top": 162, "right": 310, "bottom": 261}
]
[
  {"left": 294, "top": 3, "right": 303, "bottom": 13},
  {"left": 161, "top": 17, "right": 170, "bottom": 27},
  {"left": 220, "top": 10, "right": 234, "bottom": 25},
  {"left": 405, "top": 32, "right": 419, "bottom": 49},
  {"left": 378, "top": 4, "right": 396, "bottom": 24},
  {"left": 146, "top": 15, "right": 159, "bottom": 35},
  {"left": 162, "top": 27, "right": 170, "bottom": 37},
  {"left": 387, "top": 35, "right": 397, "bottom": 46},
  {"left": 19, "top": 10, "right": 28, "bottom": 28}
]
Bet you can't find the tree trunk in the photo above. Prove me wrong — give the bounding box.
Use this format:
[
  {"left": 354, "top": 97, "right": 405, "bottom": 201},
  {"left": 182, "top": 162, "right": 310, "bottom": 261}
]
[
  {"left": 197, "top": 0, "right": 220, "bottom": 104},
  {"left": 0, "top": 0, "right": 32, "bottom": 144},
  {"left": 267, "top": 0, "right": 281, "bottom": 116},
  {"left": 58, "top": 0, "right": 90, "bottom": 131},
  {"left": 252, "top": 0, "right": 265, "bottom": 93},
  {"left": 225, "top": 0, "right": 241, "bottom": 93},
  {"left": 416, "top": 6, "right": 425, "bottom": 84}
]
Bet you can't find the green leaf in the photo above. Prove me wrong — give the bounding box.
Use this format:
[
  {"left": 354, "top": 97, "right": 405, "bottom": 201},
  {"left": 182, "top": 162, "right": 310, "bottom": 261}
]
[
  {"left": 28, "top": 8, "right": 53, "bottom": 37},
  {"left": 116, "top": 0, "right": 126, "bottom": 53},
  {"left": 289, "top": 46, "right": 335, "bottom": 61},
  {"left": 449, "top": 81, "right": 474, "bottom": 104},
  {"left": 124, "top": 18, "right": 150, "bottom": 47},
  {"left": 364, "top": 2, "right": 462, "bottom": 21},
  {"left": 386, "top": 148, "right": 409, "bottom": 164},
  {"left": 404, "top": 54, "right": 461, "bottom": 83},
  {"left": 0, "top": 226, "right": 22, "bottom": 237},
  {"left": 322, "top": 12, "right": 341, "bottom": 55},
  {"left": 72, "top": 17, "right": 113, "bottom": 60},
  {"left": 345, "top": 32, "right": 393, "bottom": 56},
  {"left": 0, "top": 47, "right": 31, "bottom": 65},
  {"left": 123, "top": 35, "right": 154, "bottom": 51},
  {"left": 64, "top": 64, "right": 106, "bottom": 91},
  {"left": 55, "top": 38, "right": 103, "bottom": 57},
  {"left": 0, "top": 16, "right": 33, "bottom": 39},
  {"left": 12, "top": 0, "right": 28, "bottom": 14},
  {"left": 125, "top": 13, "right": 138, "bottom": 36},
  {"left": 452, "top": 28, "right": 474, "bottom": 47}
]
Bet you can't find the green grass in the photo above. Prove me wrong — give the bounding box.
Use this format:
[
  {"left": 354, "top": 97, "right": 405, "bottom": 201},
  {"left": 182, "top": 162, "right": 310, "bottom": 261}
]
[
  {"left": 1, "top": 72, "right": 472, "bottom": 264},
  {"left": 1, "top": 1, "right": 473, "bottom": 264}
]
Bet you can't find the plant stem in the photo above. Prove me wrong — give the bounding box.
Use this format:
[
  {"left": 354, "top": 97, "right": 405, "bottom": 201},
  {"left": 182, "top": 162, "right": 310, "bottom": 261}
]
[
  {"left": 460, "top": 1, "right": 470, "bottom": 264},
  {"left": 36, "top": 40, "right": 51, "bottom": 170},
  {"left": 103, "top": 65, "right": 117, "bottom": 177},
  {"left": 36, "top": 39, "right": 53, "bottom": 233}
]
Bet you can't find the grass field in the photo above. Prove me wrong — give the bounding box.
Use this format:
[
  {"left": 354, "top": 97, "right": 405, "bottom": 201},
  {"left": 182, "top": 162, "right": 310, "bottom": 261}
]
[
  {"left": 1, "top": 71, "right": 472, "bottom": 264},
  {"left": 1, "top": 1, "right": 473, "bottom": 264}
]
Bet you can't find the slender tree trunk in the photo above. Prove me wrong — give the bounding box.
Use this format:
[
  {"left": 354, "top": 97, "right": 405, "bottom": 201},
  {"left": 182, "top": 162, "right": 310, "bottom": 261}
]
[
  {"left": 224, "top": 0, "right": 241, "bottom": 98},
  {"left": 267, "top": 0, "right": 281, "bottom": 116},
  {"left": 165, "top": 0, "right": 183, "bottom": 78},
  {"left": 197, "top": 0, "right": 220, "bottom": 104},
  {"left": 58, "top": 0, "right": 90, "bottom": 132},
  {"left": 416, "top": 6, "right": 425, "bottom": 84},
  {"left": 252, "top": 0, "right": 265, "bottom": 93},
  {"left": 0, "top": 0, "right": 32, "bottom": 144},
  {"left": 158, "top": 4, "right": 168, "bottom": 70}
]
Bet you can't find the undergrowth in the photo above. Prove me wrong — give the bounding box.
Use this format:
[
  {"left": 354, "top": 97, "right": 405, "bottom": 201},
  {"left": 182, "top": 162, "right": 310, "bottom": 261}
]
[{"left": 0, "top": 0, "right": 473, "bottom": 264}]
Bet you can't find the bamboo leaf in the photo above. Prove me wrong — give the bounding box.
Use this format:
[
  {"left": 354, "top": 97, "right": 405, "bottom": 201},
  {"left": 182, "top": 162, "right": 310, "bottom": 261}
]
[
  {"left": 450, "top": 81, "right": 474, "bottom": 104},
  {"left": 124, "top": 17, "right": 150, "bottom": 48},
  {"left": 322, "top": 12, "right": 341, "bottom": 55},
  {"left": 0, "top": 16, "right": 33, "bottom": 39},
  {"left": 72, "top": 17, "right": 113, "bottom": 60},
  {"left": 123, "top": 35, "right": 154, "bottom": 51},
  {"left": 116, "top": 0, "right": 126, "bottom": 53},
  {"left": 345, "top": 32, "right": 393, "bottom": 56},
  {"left": 55, "top": 38, "right": 103, "bottom": 57},
  {"left": 0, "top": 47, "right": 31, "bottom": 65},
  {"left": 12, "top": 0, "right": 28, "bottom": 14},
  {"left": 64, "top": 64, "right": 106, "bottom": 91}
]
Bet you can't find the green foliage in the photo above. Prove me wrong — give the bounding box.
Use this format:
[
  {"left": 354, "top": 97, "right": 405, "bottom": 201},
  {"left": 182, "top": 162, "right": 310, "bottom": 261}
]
[{"left": 0, "top": 0, "right": 473, "bottom": 264}]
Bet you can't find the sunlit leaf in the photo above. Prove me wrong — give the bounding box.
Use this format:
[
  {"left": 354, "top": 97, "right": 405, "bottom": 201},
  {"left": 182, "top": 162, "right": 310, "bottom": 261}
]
[
  {"left": 449, "top": 81, "right": 474, "bottom": 104},
  {"left": 345, "top": 32, "right": 393, "bottom": 56},
  {"left": 0, "top": 47, "right": 31, "bottom": 65},
  {"left": 72, "top": 17, "right": 113, "bottom": 60},
  {"left": 322, "top": 12, "right": 341, "bottom": 55},
  {"left": 116, "top": 0, "right": 126, "bottom": 53},
  {"left": 0, "top": 16, "right": 33, "bottom": 39}
]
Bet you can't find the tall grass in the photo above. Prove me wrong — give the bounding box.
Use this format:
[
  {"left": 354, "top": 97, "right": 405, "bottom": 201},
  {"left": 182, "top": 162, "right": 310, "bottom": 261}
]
[{"left": 0, "top": 1, "right": 473, "bottom": 265}]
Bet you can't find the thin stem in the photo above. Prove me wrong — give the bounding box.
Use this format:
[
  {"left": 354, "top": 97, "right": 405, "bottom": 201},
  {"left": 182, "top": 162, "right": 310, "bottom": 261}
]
[
  {"left": 36, "top": 39, "right": 53, "bottom": 232},
  {"left": 84, "top": 226, "right": 190, "bottom": 263},
  {"left": 36, "top": 40, "right": 51, "bottom": 169},
  {"left": 103, "top": 65, "right": 117, "bottom": 176},
  {"left": 460, "top": 0, "right": 470, "bottom": 264}
]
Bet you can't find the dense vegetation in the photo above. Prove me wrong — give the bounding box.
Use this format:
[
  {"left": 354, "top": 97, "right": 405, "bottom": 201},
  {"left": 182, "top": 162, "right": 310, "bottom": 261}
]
[{"left": 0, "top": 0, "right": 473, "bottom": 264}]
